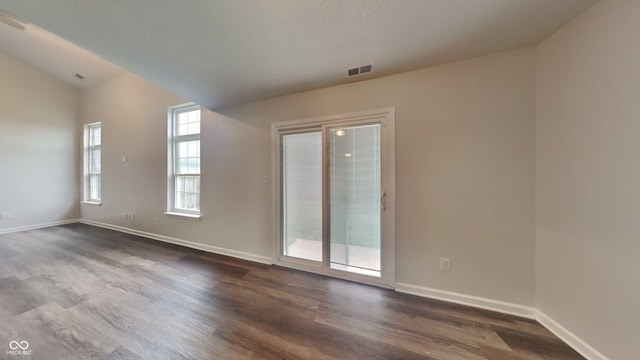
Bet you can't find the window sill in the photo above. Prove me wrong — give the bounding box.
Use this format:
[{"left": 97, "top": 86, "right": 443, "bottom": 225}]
[
  {"left": 164, "top": 211, "right": 202, "bottom": 220},
  {"left": 81, "top": 201, "right": 102, "bottom": 206}
]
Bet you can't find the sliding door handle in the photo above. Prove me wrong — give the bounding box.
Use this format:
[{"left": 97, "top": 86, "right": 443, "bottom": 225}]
[{"left": 380, "top": 190, "right": 387, "bottom": 211}]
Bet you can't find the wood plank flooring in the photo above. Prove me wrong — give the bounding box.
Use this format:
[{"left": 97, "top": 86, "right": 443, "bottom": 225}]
[{"left": 0, "top": 224, "right": 584, "bottom": 360}]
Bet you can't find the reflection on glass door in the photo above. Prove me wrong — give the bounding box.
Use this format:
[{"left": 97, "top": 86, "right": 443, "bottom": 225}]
[
  {"left": 329, "top": 124, "right": 381, "bottom": 277},
  {"left": 282, "top": 131, "right": 322, "bottom": 262}
]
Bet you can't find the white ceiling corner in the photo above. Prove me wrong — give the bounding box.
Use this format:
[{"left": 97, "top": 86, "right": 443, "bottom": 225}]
[
  {"left": 0, "top": 19, "right": 124, "bottom": 88},
  {"left": 0, "top": 0, "right": 597, "bottom": 109}
]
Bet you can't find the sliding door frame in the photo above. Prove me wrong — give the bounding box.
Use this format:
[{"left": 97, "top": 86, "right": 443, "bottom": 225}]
[{"left": 271, "top": 107, "right": 396, "bottom": 288}]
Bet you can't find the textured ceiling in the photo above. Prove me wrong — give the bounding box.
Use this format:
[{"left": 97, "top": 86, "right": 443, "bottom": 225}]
[{"left": 0, "top": 0, "right": 597, "bottom": 109}]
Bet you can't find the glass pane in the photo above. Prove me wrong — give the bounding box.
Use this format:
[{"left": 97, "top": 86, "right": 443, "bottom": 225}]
[
  {"left": 282, "top": 132, "right": 322, "bottom": 262},
  {"left": 90, "top": 125, "right": 101, "bottom": 146},
  {"left": 90, "top": 174, "right": 101, "bottom": 201},
  {"left": 176, "top": 109, "right": 200, "bottom": 135},
  {"left": 90, "top": 148, "right": 101, "bottom": 173},
  {"left": 176, "top": 140, "right": 200, "bottom": 174},
  {"left": 329, "top": 124, "right": 381, "bottom": 277},
  {"left": 175, "top": 175, "right": 200, "bottom": 211}
]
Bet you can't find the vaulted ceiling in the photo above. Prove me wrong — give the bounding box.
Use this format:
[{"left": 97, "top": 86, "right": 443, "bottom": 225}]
[{"left": 0, "top": 0, "right": 597, "bottom": 109}]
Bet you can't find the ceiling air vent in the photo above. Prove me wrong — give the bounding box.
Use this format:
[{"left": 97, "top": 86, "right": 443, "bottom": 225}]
[
  {"left": 347, "top": 64, "right": 373, "bottom": 77},
  {"left": 359, "top": 64, "right": 372, "bottom": 74}
]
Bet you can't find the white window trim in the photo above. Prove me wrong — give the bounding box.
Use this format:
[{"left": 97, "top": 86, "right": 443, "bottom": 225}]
[
  {"left": 83, "top": 122, "right": 102, "bottom": 204},
  {"left": 167, "top": 103, "right": 202, "bottom": 217}
]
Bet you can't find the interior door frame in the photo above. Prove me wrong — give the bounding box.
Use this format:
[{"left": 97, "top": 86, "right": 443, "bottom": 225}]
[{"left": 271, "top": 107, "right": 396, "bottom": 288}]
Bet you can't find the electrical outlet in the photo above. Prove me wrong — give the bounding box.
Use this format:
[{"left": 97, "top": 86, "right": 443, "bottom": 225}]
[
  {"left": 0, "top": 212, "right": 13, "bottom": 219},
  {"left": 440, "top": 258, "right": 451, "bottom": 271},
  {"left": 228, "top": 229, "right": 234, "bottom": 238}
]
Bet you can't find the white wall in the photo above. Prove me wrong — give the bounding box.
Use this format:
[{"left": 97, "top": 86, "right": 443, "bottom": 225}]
[
  {"left": 0, "top": 50, "right": 81, "bottom": 232},
  {"left": 82, "top": 46, "right": 536, "bottom": 306},
  {"left": 536, "top": 0, "right": 640, "bottom": 359},
  {"left": 80, "top": 73, "right": 187, "bottom": 232}
]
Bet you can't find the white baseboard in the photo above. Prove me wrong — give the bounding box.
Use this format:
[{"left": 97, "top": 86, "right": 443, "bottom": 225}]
[
  {"left": 536, "top": 310, "right": 610, "bottom": 360},
  {"left": 395, "top": 282, "right": 537, "bottom": 319},
  {"left": 395, "top": 283, "right": 609, "bottom": 360},
  {"left": 0, "top": 218, "right": 80, "bottom": 235},
  {"left": 79, "top": 219, "right": 273, "bottom": 265}
]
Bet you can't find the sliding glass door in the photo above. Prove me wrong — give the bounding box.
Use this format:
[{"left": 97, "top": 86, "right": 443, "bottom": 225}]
[
  {"left": 329, "top": 124, "right": 381, "bottom": 277},
  {"left": 275, "top": 108, "right": 395, "bottom": 286}
]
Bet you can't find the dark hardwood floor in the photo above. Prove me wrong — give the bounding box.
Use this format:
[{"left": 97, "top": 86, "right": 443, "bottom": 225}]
[{"left": 0, "top": 224, "right": 583, "bottom": 360}]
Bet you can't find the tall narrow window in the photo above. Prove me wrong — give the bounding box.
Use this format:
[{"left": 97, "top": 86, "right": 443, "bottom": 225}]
[
  {"left": 84, "top": 122, "right": 102, "bottom": 202},
  {"left": 168, "top": 103, "right": 201, "bottom": 215}
]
